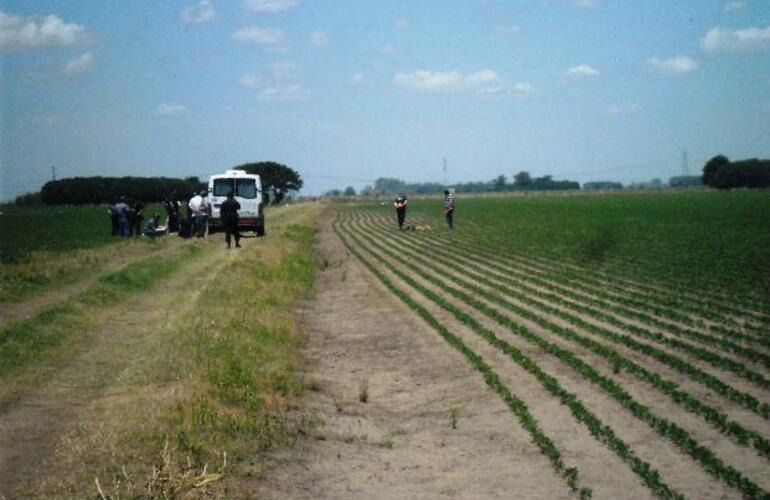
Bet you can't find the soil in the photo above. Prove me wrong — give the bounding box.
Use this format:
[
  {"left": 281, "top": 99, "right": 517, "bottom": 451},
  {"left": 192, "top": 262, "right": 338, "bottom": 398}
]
[{"left": 251, "top": 213, "right": 574, "bottom": 499}]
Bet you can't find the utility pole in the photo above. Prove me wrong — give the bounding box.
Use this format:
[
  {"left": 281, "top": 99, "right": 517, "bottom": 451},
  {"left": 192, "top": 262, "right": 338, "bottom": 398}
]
[
  {"left": 442, "top": 157, "right": 447, "bottom": 186},
  {"left": 682, "top": 150, "right": 689, "bottom": 176},
  {"left": 52, "top": 165, "right": 56, "bottom": 181}
]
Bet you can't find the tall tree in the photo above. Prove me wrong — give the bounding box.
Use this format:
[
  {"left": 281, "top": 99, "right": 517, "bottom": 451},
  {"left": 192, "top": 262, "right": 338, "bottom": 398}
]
[
  {"left": 702, "top": 155, "right": 729, "bottom": 187},
  {"left": 236, "top": 161, "right": 303, "bottom": 192},
  {"left": 493, "top": 174, "right": 507, "bottom": 190},
  {"left": 513, "top": 171, "right": 532, "bottom": 187}
]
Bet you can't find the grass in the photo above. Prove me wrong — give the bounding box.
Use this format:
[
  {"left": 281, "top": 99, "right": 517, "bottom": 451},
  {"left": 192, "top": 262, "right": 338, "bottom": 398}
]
[
  {"left": 7, "top": 203, "right": 325, "bottom": 498},
  {"left": 0, "top": 203, "right": 169, "bottom": 304},
  {"left": 0, "top": 203, "right": 164, "bottom": 264},
  {"left": 0, "top": 244, "right": 202, "bottom": 382}
]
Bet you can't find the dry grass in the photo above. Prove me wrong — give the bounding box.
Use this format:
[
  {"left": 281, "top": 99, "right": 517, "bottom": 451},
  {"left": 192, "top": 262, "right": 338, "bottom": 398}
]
[{"left": 7, "top": 203, "right": 326, "bottom": 498}]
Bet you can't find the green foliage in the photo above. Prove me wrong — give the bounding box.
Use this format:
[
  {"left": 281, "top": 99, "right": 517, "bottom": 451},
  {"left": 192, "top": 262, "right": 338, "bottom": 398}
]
[
  {"left": 236, "top": 161, "right": 303, "bottom": 193},
  {"left": 40, "top": 176, "right": 203, "bottom": 205},
  {"left": 0, "top": 203, "right": 163, "bottom": 264}
]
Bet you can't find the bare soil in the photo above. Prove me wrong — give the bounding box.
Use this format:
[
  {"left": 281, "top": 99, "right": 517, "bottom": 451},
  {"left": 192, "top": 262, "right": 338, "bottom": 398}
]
[{"left": 251, "top": 213, "right": 572, "bottom": 500}]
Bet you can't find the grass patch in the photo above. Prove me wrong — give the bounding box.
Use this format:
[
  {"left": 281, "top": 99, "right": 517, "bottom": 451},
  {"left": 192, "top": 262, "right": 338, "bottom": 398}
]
[
  {"left": 0, "top": 245, "right": 201, "bottom": 381},
  {"left": 9, "top": 205, "right": 325, "bottom": 498}
]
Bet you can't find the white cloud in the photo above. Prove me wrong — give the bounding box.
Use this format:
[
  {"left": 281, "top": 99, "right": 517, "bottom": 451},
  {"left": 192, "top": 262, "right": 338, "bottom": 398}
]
[
  {"left": 700, "top": 26, "right": 770, "bottom": 53},
  {"left": 393, "top": 69, "right": 533, "bottom": 97},
  {"left": 495, "top": 24, "right": 520, "bottom": 36},
  {"left": 573, "top": 0, "right": 600, "bottom": 9},
  {"left": 350, "top": 73, "right": 364, "bottom": 84},
  {"left": 380, "top": 43, "right": 398, "bottom": 57},
  {"left": 724, "top": 1, "right": 747, "bottom": 12},
  {"left": 157, "top": 103, "right": 187, "bottom": 116},
  {"left": 394, "top": 19, "right": 408, "bottom": 31},
  {"left": 0, "top": 11, "right": 89, "bottom": 49},
  {"left": 566, "top": 64, "right": 600, "bottom": 77},
  {"left": 646, "top": 55, "right": 698, "bottom": 74},
  {"left": 239, "top": 61, "right": 310, "bottom": 102},
  {"left": 181, "top": 0, "right": 216, "bottom": 24},
  {"left": 309, "top": 31, "right": 330, "bottom": 48},
  {"left": 607, "top": 103, "right": 641, "bottom": 115},
  {"left": 394, "top": 70, "right": 463, "bottom": 92},
  {"left": 257, "top": 85, "right": 310, "bottom": 102},
  {"left": 239, "top": 74, "right": 261, "bottom": 87},
  {"left": 244, "top": 0, "right": 298, "bottom": 13},
  {"left": 510, "top": 82, "right": 535, "bottom": 97},
  {"left": 232, "top": 26, "right": 284, "bottom": 45},
  {"left": 63, "top": 52, "right": 93, "bottom": 75}
]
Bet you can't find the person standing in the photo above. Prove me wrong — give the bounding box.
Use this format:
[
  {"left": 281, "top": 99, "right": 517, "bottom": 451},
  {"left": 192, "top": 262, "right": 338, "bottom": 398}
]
[
  {"left": 443, "top": 189, "right": 455, "bottom": 230},
  {"left": 394, "top": 193, "right": 407, "bottom": 230},
  {"left": 188, "top": 190, "right": 209, "bottom": 237},
  {"left": 164, "top": 190, "right": 180, "bottom": 233},
  {"left": 130, "top": 199, "right": 144, "bottom": 237},
  {"left": 221, "top": 190, "right": 241, "bottom": 249},
  {"left": 114, "top": 196, "right": 131, "bottom": 237}
]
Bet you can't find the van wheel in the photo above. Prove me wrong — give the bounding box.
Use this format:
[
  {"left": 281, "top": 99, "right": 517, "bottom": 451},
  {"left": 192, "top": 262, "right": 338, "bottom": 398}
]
[{"left": 256, "top": 224, "right": 265, "bottom": 237}]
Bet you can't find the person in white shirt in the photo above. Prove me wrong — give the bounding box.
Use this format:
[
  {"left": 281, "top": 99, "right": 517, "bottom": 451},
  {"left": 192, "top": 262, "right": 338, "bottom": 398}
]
[{"left": 188, "top": 191, "right": 210, "bottom": 237}]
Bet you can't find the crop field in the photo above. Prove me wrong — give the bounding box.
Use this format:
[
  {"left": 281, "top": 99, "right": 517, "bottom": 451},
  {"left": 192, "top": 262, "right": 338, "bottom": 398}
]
[
  {"left": 0, "top": 203, "right": 164, "bottom": 264},
  {"left": 333, "top": 191, "right": 770, "bottom": 499}
]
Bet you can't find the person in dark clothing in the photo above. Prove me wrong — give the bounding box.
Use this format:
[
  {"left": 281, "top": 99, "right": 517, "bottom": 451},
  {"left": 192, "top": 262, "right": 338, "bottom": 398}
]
[
  {"left": 129, "top": 200, "right": 144, "bottom": 237},
  {"left": 163, "top": 190, "right": 180, "bottom": 233},
  {"left": 394, "top": 194, "right": 407, "bottom": 230},
  {"left": 221, "top": 190, "right": 241, "bottom": 249},
  {"left": 443, "top": 190, "right": 455, "bottom": 229}
]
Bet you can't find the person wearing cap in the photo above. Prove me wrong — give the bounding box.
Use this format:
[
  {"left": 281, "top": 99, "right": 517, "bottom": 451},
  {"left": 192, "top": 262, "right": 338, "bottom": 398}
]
[
  {"left": 188, "top": 190, "right": 210, "bottom": 237},
  {"left": 220, "top": 190, "right": 241, "bottom": 249},
  {"left": 393, "top": 193, "right": 408, "bottom": 230},
  {"left": 443, "top": 189, "right": 455, "bottom": 229}
]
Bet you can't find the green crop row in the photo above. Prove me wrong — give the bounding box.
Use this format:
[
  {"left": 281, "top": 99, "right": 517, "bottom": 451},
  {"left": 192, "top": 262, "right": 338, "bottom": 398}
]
[
  {"left": 350, "top": 212, "right": 770, "bottom": 463},
  {"left": 368, "top": 210, "right": 770, "bottom": 392},
  {"left": 427, "top": 225, "right": 770, "bottom": 345},
  {"left": 330, "top": 215, "right": 594, "bottom": 499},
  {"left": 344, "top": 213, "right": 769, "bottom": 499},
  {"left": 336, "top": 213, "right": 686, "bottom": 500},
  {"left": 413, "top": 219, "right": 770, "bottom": 348},
  {"left": 358, "top": 210, "right": 770, "bottom": 420}
]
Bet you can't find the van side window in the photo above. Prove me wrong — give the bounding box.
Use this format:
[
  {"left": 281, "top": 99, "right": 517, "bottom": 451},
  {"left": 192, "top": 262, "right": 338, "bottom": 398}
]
[{"left": 236, "top": 179, "right": 257, "bottom": 199}]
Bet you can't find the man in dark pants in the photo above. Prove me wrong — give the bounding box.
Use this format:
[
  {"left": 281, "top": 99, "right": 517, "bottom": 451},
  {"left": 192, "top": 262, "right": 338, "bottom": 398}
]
[
  {"left": 394, "top": 193, "right": 407, "bottom": 230},
  {"left": 221, "top": 190, "right": 241, "bottom": 249},
  {"left": 444, "top": 189, "right": 455, "bottom": 229}
]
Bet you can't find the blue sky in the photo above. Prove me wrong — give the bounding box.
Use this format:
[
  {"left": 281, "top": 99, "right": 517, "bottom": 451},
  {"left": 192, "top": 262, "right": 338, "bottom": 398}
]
[{"left": 1, "top": 0, "right": 769, "bottom": 199}]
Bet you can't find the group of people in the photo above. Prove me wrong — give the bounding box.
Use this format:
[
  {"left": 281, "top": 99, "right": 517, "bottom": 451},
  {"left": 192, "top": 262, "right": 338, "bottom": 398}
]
[
  {"left": 109, "top": 189, "right": 243, "bottom": 248},
  {"left": 161, "top": 190, "right": 210, "bottom": 239},
  {"left": 109, "top": 197, "right": 145, "bottom": 237},
  {"left": 393, "top": 190, "right": 455, "bottom": 230}
]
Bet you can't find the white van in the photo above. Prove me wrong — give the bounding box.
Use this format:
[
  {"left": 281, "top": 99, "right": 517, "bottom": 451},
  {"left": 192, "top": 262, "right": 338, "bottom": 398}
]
[{"left": 208, "top": 169, "right": 265, "bottom": 236}]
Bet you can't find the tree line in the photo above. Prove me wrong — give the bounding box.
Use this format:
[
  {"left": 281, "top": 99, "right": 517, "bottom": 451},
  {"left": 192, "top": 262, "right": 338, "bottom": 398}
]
[
  {"left": 702, "top": 155, "right": 770, "bottom": 189},
  {"left": 15, "top": 161, "right": 304, "bottom": 206},
  {"left": 40, "top": 176, "right": 207, "bottom": 205}
]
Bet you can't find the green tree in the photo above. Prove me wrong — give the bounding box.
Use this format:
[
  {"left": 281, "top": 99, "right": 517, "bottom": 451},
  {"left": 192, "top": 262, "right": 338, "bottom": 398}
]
[
  {"left": 344, "top": 186, "right": 356, "bottom": 196},
  {"left": 236, "top": 161, "right": 303, "bottom": 192},
  {"left": 702, "top": 155, "right": 729, "bottom": 187},
  {"left": 493, "top": 174, "right": 507, "bottom": 190},
  {"left": 514, "top": 171, "right": 532, "bottom": 187}
]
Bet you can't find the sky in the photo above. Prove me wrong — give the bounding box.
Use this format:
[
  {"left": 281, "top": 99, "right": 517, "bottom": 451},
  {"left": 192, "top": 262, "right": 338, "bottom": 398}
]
[{"left": 1, "top": 0, "right": 769, "bottom": 199}]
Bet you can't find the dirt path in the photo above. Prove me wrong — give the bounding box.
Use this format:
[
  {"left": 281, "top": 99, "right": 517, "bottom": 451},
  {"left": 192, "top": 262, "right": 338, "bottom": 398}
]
[
  {"left": 251, "top": 213, "right": 572, "bottom": 500},
  {"left": 0, "top": 241, "right": 229, "bottom": 492},
  {"left": 0, "top": 240, "right": 171, "bottom": 325}
]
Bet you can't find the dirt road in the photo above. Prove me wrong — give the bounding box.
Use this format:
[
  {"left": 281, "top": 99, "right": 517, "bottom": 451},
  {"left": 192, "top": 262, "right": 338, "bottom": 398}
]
[{"left": 252, "top": 213, "right": 573, "bottom": 499}]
